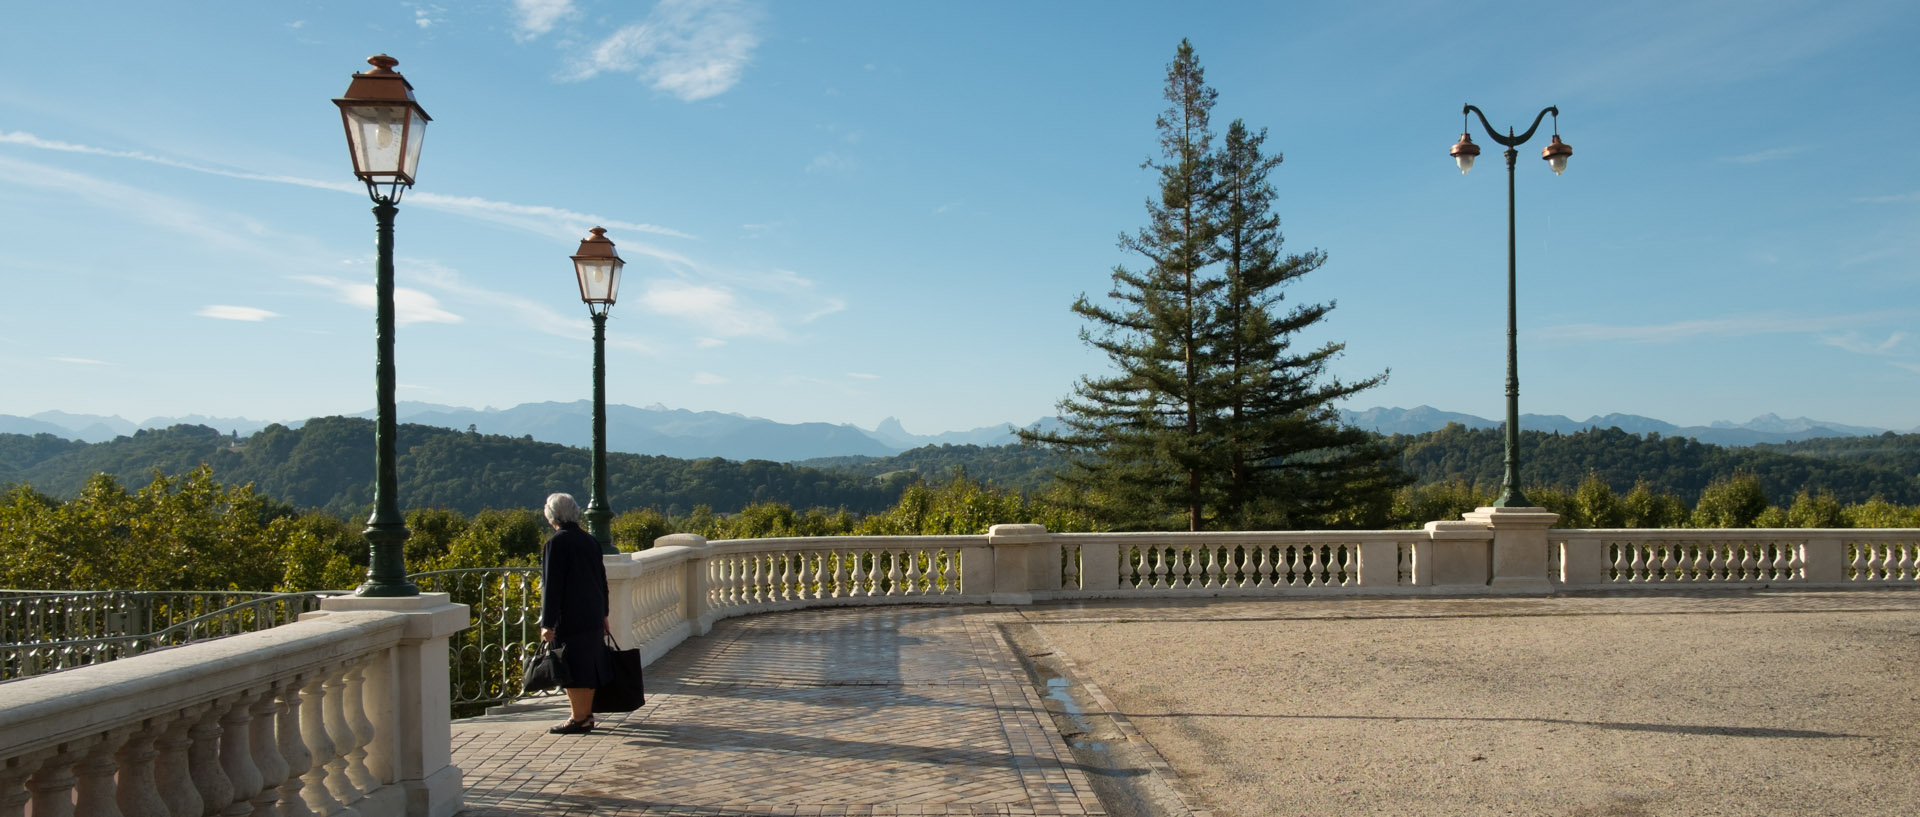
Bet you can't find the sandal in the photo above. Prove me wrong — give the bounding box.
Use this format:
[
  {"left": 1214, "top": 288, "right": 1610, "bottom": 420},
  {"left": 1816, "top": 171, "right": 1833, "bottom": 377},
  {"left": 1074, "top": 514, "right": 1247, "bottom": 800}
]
[{"left": 547, "top": 717, "right": 594, "bottom": 735}]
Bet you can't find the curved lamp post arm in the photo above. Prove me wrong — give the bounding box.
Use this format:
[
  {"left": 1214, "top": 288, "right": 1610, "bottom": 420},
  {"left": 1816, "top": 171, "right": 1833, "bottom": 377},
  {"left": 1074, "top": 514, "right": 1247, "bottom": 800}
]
[{"left": 1463, "top": 104, "right": 1558, "bottom": 148}]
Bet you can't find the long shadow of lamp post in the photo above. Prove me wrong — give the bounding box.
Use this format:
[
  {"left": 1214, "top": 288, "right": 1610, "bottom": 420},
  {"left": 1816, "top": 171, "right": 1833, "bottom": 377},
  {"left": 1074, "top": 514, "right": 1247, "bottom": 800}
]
[
  {"left": 333, "top": 54, "right": 429, "bottom": 595},
  {"left": 1450, "top": 105, "right": 1571, "bottom": 508},
  {"left": 572, "top": 227, "right": 625, "bottom": 553}
]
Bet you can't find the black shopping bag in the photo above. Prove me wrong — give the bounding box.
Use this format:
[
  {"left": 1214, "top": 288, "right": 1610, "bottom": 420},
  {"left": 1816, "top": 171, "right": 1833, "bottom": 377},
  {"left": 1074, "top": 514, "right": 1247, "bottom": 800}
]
[
  {"left": 521, "top": 641, "right": 570, "bottom": 693},
  {"left": 593, "top": 634, "right": 646, "bottom": 713}
]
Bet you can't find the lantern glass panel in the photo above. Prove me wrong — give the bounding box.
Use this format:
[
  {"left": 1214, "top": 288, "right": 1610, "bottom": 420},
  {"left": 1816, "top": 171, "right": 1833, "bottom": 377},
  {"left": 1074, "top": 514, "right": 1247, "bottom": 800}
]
[
  {"left": 401, "top": 109, "right": 429, "bottom": 181},
  {"left": 344, "top": 104, "right": 411, "bottom": 178},
  {"left": 576, "top": 258, "right": 622, "bottom": 303}
]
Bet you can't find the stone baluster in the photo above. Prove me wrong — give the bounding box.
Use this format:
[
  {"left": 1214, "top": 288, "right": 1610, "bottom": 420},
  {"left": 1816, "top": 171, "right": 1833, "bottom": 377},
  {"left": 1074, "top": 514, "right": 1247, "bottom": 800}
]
[
  {"left": 320, "top": 664, "right": 364, "bottom": 808},
  {"left": 26, "top": 740, "right": 86, "bottom": 817},
  {"left": 297, "top": 670, "right": 344, "bottom": 816},
  {"left": 74, "top": 728, "right": 132, "bottom": 817},
  {"left": 832, "top": 550, "right": 850, "bottom": 598},
  {"left": 886, "top": 549, "right": 905, "bottom": 596},
  {"left": 342, "top": 656, "right": 381, "bottom": 795},
  {"left": 248, "top": 683, "right": 287, "bottom": 817},
  {"left": 154, "top": 705, "right": 206, "bottom": 817},
  {"left": 114, "top": 716, "right": 172, "bottom": 817},
  {"left": 218, "top": 689, "right": 262, "bottom": 816},
  {"left": 1, "top": 751, "right": 47, "bottom": 817},
  {"left": 275, "top": 676, "right": 315, "bottom": 817},
  {"left": 189, "top": 698, "right": 236, "bottom": 815}
]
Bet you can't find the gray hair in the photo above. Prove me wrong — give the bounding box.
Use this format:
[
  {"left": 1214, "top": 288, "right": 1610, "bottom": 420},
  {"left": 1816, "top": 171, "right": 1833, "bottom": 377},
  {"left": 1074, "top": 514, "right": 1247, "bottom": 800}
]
[{"left": 544, "top": 493, "right": 581, "bottom": 526}]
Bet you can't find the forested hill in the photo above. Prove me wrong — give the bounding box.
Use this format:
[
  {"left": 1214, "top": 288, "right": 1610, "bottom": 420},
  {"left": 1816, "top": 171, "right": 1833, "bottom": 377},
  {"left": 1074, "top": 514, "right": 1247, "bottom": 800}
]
[
  {"left": 6, "top": 419, "right": 1917, "bottom": 518},
  {"left": 795, "top": 444, "right": 1069, "bottom": 494},
  {"left": 0, "top": 418, "right": 915, "bottom": 518},
  {"left": 1389, "top": 424, "right": 1920, "bottom": 506}
]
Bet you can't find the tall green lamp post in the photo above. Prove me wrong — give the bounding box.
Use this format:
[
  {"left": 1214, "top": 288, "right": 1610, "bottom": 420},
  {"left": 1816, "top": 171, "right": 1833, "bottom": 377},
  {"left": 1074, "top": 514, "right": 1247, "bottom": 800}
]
[
  {"left": 572, "top": 227, "right": 625, "bottom": 553},
  {"left": 334, "top": 54, "right": 430, "bottom": 595},
  {"left": 1450, "top": 104, "right": 1571, "bottom": 508}
]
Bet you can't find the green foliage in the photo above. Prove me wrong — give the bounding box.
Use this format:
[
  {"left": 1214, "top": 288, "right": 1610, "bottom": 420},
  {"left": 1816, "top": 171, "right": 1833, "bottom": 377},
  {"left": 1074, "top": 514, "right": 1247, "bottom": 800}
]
[
  {"left": 1785, "top": 490, "right": 1846, "bottom": 528},
  {"left": 1390, "top": 480, "right": 1489, "bottom": 528},
  {"left": 0, "top": 465, "right": 297, "bottom": 591},
  {"left": 1620, "top": 481, "right": 1689, "bottom": 528},
  {"left": 1691, "top": 474, "right": 1770, "bottom": 528},
  {"left": 610, "top": 508, "right": 674, "bottom": 552}
]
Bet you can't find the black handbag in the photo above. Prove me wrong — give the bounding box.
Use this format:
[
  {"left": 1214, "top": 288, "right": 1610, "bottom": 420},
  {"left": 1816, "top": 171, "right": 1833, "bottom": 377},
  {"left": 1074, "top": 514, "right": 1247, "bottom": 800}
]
[
  {"left": 521, "top": 640, "right": 571, "bottom": 693},
  {"left": 592, "top": 634, "right": 646, "bottom": 713}
]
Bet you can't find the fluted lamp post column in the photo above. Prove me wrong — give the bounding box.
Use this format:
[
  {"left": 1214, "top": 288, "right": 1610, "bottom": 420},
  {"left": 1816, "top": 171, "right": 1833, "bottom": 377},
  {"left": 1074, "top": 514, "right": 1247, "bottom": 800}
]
[
  {"left": 334, "top": 54, "right": 430, "bottom": 595},
  {"left": 1450, "top": 104, "right": 1571, "bottom": 508},
  {"left": 573, "top": 227, "right": 625, "bottom": 553}
]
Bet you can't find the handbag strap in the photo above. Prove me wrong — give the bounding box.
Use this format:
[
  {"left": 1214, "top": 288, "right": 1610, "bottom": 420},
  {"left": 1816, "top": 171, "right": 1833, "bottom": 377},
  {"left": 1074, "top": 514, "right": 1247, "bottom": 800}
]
[{"left": 603, "top": 632, "right": 625, "bottom": 651}]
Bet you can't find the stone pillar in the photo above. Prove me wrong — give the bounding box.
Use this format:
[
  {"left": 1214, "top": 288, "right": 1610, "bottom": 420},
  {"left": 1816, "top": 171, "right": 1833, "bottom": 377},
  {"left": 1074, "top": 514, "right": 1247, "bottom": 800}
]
[
  {"left": 1461, "top": 506, "right": 1559, "bottom": 594},
  {"left": 315, "top": 593, "right": 470, "bottom": 817},
  {"left": 1422, "top": 520, "right": 1492, "bottom": 589},
  {"left": 1801, "top": 535, "right": 1846, "bottom": 584},
  {"left": 656, "top": 534, "right": 713, "bottom": 637},
  {"left": 1079, "top": 539, "right": 1120, "bottom": 593},
  {"left": 1356, "top": 540, "right": 1401, "bottom": 588},
  {"left": 604, "top": 552, "right": 640, "bottom": 647},
  {"left": 985, "top": 524, "right": 1050, "bottom": 605}
]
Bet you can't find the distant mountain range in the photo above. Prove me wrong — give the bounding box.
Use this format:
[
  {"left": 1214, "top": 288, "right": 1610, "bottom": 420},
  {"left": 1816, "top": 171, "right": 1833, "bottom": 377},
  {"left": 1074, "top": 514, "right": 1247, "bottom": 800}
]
[{"left": 0, "top": 402, "right": 1909, "bottom": 461}]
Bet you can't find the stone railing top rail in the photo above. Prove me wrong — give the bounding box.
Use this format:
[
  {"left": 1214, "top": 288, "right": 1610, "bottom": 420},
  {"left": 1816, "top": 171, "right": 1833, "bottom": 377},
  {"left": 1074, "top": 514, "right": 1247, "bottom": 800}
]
[{"left": 0, "top": 609, "right": 403, "bottom": 760}]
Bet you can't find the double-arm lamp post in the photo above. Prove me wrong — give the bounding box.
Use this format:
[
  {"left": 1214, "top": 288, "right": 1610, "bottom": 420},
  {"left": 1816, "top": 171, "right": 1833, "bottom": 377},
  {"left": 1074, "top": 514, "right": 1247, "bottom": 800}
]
[
  {"left": 572, "top": 228, "right": 625, "bottom": 553},
  {"left": 334, "top": 54, "right": 429, "bottom": 595},
  {"left": 1450, "top": 104, "right": 1571, "bottom": 508}
]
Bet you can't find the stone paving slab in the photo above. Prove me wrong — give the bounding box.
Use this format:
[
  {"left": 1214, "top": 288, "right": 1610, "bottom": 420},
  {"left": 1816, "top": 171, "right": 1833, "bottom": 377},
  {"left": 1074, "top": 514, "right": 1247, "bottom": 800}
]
[{"left": 451, "top": 589, "right": 1920, "bottom": 817}]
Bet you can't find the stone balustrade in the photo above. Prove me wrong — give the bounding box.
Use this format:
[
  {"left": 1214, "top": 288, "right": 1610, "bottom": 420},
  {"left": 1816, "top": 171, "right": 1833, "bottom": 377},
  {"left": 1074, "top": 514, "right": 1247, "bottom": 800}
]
[
  {"left": 600, "top": 511, "right": 1920, "bottom": 663},
  {"left": 0, "top": 594, "right": 468, "bottom": 817}
]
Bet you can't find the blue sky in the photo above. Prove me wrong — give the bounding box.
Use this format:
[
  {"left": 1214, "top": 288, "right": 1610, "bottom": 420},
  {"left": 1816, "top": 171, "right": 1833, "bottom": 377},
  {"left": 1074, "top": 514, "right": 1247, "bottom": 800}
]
[{"left": 2, "top": 0, "right": 1916, "bottom": 436}]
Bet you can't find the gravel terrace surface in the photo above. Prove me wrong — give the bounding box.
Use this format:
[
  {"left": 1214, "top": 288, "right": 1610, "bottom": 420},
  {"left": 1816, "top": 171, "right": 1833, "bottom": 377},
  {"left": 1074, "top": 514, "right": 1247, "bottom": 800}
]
[{"left": 1027, "top": 593, "right": 1920, "bottom": 817}]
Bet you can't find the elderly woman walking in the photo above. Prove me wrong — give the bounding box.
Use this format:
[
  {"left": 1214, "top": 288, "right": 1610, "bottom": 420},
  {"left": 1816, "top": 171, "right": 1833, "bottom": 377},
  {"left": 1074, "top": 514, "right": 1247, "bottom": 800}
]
[{"left": 539, "top": 492, "right": 611, "bottom": 734}]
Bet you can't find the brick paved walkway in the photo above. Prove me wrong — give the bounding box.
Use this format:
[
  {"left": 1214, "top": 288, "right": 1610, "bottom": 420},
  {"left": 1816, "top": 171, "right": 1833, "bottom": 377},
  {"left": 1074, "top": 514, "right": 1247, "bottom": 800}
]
[
  {"left": 453, "top": 606, "right": 1106, "bottom": 817},
  {"left": 450, "top": 589, "right": 1920, "bottom": 817}
]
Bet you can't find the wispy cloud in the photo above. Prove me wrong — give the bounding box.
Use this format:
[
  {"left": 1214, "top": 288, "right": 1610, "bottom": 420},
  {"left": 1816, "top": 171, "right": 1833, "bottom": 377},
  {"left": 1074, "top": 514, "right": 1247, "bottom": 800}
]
[
  {"left": 1893, "top": 361, "right": 1920, "bottom": 375},
  {"left": 1538, "top": 311, "right": 1907, "bottom": 344},
  {"left": 846, "top": 372, "right": 881, "bottom": 380},
  {"left": 693, "top": 372, "right": 727, "bottom": 385},
  {"left": 1717, "top": 146, "right": 1808, "bottom": 164},
  {"left": 806, "top": 152, "right": 855, "bottom": 174},
  {"left": 1, "top": 130, "right": 693, "bottom": 244},
  {"left": 512, "top": 0, "right": 574, "bottom": 40},
  {"left": 1855, "top": 191, "right": 1920, "bottom": 204},
  {"left": 52, "top": 357, "right": 110, "bottom": 366},
  {"left": 1821, "top": 331, "right": 1907, "bottom": 356},
  {"left": 292, "top": 274, "right": 462, "bottom": 326},
  {"left": 639, "top": 280, "right": 785, "bottom": 340},
  {"left": 564, "top": 0, "right": 762, "bottom": 101},
  {"left": 197, "top": 305, "right": 279, "bottom": 322}
]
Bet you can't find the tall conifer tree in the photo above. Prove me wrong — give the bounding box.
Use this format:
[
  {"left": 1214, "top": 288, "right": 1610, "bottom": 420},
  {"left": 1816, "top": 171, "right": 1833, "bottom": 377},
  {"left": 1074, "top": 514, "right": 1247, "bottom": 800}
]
[
  {"left": 1025, "top": 41, "right": 1401, "bottom": 530},
  {"left": 1024, "top": 39, "right": 1222, "bottom": 530}
]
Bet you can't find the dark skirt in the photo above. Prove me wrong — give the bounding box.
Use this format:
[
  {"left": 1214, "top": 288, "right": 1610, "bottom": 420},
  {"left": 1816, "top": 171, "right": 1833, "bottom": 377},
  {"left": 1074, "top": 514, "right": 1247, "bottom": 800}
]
[{"left": 558, "top": 631, "right": 614, "bottom": 690}]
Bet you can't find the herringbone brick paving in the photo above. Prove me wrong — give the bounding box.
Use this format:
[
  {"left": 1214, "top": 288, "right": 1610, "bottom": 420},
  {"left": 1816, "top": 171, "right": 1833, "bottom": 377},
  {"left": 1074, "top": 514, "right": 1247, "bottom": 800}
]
[{"left": 451, "top": 590, "right": 1920, "bottom": 816}]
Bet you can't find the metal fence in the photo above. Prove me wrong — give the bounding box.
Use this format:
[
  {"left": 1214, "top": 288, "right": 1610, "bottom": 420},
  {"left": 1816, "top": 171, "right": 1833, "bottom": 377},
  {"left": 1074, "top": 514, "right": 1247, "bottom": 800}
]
[{"left": 0, "top": 590, "right": 335, "bottom": 681}]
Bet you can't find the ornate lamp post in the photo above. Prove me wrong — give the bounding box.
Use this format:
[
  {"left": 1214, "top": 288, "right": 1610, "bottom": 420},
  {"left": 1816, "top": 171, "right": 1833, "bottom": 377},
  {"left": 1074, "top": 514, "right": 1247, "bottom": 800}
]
[
  {"left": 1450, "top": 104, "right": 1571, "bottom": 508},
  {"left": 572, "top": 227, "right": 625, "bottom": 553},
  {"left": 334, "top": 54, "right": 430, "bottom": 595}
]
